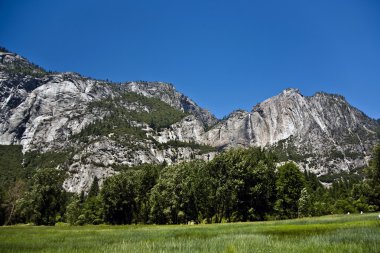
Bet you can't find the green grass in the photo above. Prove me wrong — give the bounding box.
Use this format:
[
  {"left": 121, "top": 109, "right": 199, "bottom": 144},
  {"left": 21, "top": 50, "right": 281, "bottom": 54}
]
[{"left": 0, "top": 214, "right": 379, "bottom": 253}]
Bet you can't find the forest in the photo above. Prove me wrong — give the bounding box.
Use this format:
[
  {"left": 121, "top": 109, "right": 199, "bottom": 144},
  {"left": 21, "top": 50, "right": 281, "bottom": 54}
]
[{"left": 0, "top": 144, "right": 379, "bottom": 226}]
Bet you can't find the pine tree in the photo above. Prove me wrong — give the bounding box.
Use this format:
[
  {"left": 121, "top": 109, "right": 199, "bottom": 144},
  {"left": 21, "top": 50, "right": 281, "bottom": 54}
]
[{"left": 88, "top": 176, "right": 100, "bottom": 198}]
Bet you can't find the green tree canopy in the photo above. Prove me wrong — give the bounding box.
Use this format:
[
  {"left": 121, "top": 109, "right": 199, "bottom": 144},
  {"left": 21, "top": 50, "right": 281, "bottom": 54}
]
[
  {"left": 18, "top": 168, "right": 67, "bottom": 225},
  {"left": 149, "top": 161, "right": 211, "bottom": 224},
  {"left": 101, "top": 172, "right": 137, "bottom": 225},
  {"left": 275, "top": 162, "right": 305, "bottom": 219},
  {"left": 365, "top": 144, "right": 380, "bottom": 209},
  {"left": 207, "top": 148, "right": 276, "bottom": 222}
]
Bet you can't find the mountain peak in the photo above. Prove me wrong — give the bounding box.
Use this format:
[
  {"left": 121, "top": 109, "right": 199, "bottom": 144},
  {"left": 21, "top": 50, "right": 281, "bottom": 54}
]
[
  {"left": 283, "top": 87, "right": 300, "bottom": 93},
  {"left": 281, "top": 88, "right": 301, "bottom": 97}
]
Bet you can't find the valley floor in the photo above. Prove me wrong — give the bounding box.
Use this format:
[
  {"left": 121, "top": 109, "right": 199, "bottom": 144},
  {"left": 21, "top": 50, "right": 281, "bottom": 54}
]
[{"left": 0, "top": 213, "right": 379, "bottom": 253}]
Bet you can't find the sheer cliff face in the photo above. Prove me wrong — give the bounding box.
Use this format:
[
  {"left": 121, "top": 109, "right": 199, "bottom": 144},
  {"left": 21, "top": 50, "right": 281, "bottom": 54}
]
[
  {"left": 202, "top": 88, "right": 378, "bottom": 175},
  {"left": 0, "top": 49, "right": 379, "bottom": 192},
  {"left": 0, "top": 72, "right": 114, "bottom": 151},
  {"left": 205, "top": 88, "right": 376, "bottom": 147}
]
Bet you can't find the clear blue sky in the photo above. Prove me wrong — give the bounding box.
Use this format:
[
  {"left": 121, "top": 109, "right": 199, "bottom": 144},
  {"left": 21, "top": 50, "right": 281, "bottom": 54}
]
[{"left": 1, "top": 0, "right": 379, "bottom": 119}]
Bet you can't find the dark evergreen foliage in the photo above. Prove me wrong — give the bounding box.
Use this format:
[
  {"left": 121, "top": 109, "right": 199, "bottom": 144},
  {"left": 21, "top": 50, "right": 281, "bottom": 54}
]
[
  {"left": 2, "top": 144, "right": 379, "bottom": 226},
  {"left": 88, "top": 177, "right": 100, "bottom": 198},
  {"left": 72, "top": 92, "right": 187, "bottom": 144},
  {"left": 15, "top": 168, "right": 67, "bottom": 225},
  {"left": 0, "top": 145, "right": 24, "bottom": 190},
  {"left": 101, "top": 172, "right": 138, "bottom": 224}
]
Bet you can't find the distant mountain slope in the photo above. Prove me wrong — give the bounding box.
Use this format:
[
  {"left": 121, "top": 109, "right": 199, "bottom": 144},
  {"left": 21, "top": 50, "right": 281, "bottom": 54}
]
[{"left": 0, "top": 48, "right": 378, "bottom": 192}]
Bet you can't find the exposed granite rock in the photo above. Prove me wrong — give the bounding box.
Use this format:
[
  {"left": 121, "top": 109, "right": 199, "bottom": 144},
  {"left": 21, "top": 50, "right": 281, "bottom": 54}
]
[
  {"left": 153, "top": 115, "right": 206, "bottom": 143},
  {"left": 1, "top": 48, "right": 379, "bottom": 192},
  {"left": 202, "top": 88, "right": 378, "bottom": 175}
]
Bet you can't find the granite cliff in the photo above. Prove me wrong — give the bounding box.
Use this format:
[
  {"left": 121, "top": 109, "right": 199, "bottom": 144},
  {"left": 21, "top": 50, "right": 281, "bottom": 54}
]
[{"left": 1, "top": 48, "right": 378, "bottom": 192}]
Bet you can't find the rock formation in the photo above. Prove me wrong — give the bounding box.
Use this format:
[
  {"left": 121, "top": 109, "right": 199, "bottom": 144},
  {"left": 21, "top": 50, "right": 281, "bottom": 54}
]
[{"left": 1, "top": 48, "right": 378, "bottom": 192}]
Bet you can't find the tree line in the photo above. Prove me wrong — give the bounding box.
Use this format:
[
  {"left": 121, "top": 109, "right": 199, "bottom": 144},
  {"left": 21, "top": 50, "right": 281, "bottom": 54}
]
[{"left": 1, "top": 145, "right": 379, "bottom": 226}]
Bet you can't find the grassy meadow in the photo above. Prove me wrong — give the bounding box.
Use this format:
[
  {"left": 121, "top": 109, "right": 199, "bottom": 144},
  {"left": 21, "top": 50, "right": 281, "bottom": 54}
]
[{"left": 0, "top": 213, "right": 379, "bottom": 253}]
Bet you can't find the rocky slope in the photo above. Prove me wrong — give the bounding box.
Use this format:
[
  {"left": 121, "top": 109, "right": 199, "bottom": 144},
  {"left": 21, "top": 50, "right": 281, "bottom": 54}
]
[
  {"left": 122, "top": 82, "right": 218, "bottom": 127},
  {"left": 0, "top": 49, "right": 218, "bottom": 192},
  {"left": 0, "top": 48, "right": 379, "bottom": 192}
]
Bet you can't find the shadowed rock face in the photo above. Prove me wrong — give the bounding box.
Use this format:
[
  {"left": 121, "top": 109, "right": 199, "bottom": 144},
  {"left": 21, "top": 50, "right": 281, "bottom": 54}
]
[{"left": 0, "top": 48, "right": 378, "bottom": 192}]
